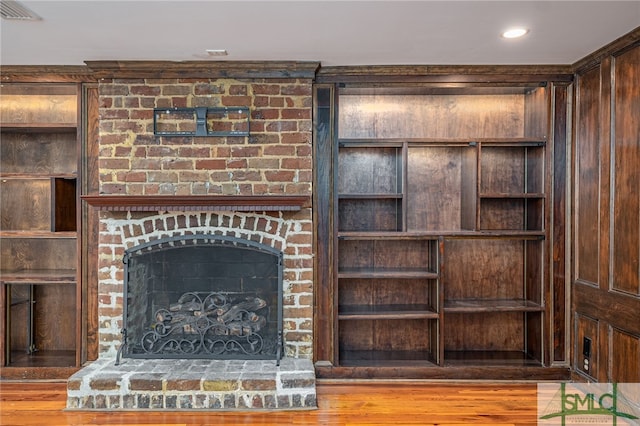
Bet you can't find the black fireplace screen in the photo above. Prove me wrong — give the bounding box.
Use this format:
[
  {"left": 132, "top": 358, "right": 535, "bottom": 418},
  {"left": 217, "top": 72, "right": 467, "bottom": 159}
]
[{"left": 117, "top": 235, "right": 283, "bottom": 362}]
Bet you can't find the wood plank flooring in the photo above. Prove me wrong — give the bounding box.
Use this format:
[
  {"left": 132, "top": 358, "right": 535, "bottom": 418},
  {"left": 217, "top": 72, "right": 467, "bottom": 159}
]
[{"left": 0, "top": 381, "right": 540, "bottom": 425}]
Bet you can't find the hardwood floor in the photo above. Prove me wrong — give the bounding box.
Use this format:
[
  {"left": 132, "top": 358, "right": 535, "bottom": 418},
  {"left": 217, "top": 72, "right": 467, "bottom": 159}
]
[{"left": 0, "top": 381, "right": 540, "bottom": 425}]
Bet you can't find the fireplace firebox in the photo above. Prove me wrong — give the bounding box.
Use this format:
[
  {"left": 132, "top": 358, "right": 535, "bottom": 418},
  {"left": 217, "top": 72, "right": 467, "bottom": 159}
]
[{"left": 117, "top": 235, "right": 283, "bottom": 363}]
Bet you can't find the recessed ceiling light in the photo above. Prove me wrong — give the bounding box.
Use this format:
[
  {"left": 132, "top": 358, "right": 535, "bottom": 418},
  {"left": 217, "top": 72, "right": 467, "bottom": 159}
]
[
  {"left": 502, "top": 28, "right": 529, "bottom": 39},
  {"left": 206, "top": 49, "right": 228, "bottom": 57}
]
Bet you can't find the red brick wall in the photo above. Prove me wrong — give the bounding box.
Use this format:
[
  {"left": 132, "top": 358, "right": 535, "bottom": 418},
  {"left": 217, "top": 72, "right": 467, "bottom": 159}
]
[
  {"left": 98, "top": 77, "right": 312, "bottom": 196},
  {"left": 95, "top": 77, "right": 314, "bottom": 359}
]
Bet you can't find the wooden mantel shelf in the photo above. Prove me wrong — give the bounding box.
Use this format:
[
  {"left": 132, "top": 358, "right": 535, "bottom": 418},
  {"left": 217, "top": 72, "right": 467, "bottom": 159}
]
[{"left": 81, "top": 195, "right": 309, "bottom": 212}]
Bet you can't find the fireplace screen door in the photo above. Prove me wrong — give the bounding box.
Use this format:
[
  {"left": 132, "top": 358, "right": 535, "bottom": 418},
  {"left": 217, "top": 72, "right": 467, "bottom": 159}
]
[{"left": 118, "top": 235, "right": 283, "bottom": 361}]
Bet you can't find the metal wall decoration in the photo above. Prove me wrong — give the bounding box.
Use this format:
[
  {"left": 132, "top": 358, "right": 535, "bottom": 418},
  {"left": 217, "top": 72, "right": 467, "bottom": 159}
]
[{"left": 153, "top": 106, "right": 250, "bottom": 137}]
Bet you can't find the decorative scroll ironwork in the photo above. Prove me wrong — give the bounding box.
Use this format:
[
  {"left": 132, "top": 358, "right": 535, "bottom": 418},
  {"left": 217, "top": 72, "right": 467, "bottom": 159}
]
[{"left": 141, "top": 291, "right": 268, "bottom": 357}]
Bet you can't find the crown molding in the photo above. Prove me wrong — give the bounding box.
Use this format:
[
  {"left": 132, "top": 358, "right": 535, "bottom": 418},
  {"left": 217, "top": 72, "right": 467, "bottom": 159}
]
[{"left": 84, "top": 60, "right": 320, "bottom": 80}]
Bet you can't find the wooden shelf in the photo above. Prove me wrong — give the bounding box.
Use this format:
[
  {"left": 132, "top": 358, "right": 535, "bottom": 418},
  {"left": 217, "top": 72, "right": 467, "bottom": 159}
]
[
  {"left": 0, "top": 124, "right": 77, "bottom": 132},
  {"left": 5, "top": 350, "right": 76, "bottom": 368},
  {"left": 480, "top": 139, "right": 546, "bottom": 147},
  {"left": 339, "top": 232, "right": 440, "bottom": 240},
  {"left": 339, "top": 304, "right": 438, "bottom": 320},
  {"left": 444, "top": 299, "right": 544, "bottom": 313},
  {"left": 338, "top": 140, "right": 405, "bottom": 148},
  {"left": 338, "top": 193, "right": 402, "bottom": 199},
  {"left": 443, "top": 350, "right": 542, "bottom": 367},
  {"left": 0, "top": 173, "right": 77, "bottom": 179},
  {"left": 326, "top": 82, "right": 552, "bottom": 378},
  {"left": 338, "top": 267, "right": 438, "bottom": 279},
  {"left": 442, "top": 231, "right": 545, "bottom": 239},
  {"left": 339, "top": 137, "right": 546, "bottom": 146},
  {"left": 81, "top": 194, "right": 310, "bottom": 212},
  {"left": 1, "top": 82, "right": 81, "bottom": 377},
  {"left": 479, "top": 192, "right": 545, "bottom": 199},
  {"left": 339, "top": 350, "right": 438, "bottom": 367},
  {"left": 0, "top": 269, "right": 77, "bottom": 284},
  {"left": 0, "top": 231, "right": 76, "bottom": 238},
  {"left": 339, "top": 231, "right": 544, "bottom": 239}
]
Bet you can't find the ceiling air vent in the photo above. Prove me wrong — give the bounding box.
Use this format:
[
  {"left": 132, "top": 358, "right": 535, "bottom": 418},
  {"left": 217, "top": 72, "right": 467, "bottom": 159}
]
[{"left": 1, "top": 0, "right": 41, "bottom": 20}]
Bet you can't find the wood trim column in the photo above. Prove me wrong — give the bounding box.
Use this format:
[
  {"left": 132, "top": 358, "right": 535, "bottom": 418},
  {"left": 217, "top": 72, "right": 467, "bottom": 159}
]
[
  {"left": 312, "top": 84, "right": 336, "bottom": 366},
  {"left": 551, "top": 82, "right": 570, "bottom": 365},
  {"left": 82, "top": 83, "right": 101, "bottom": 362}
]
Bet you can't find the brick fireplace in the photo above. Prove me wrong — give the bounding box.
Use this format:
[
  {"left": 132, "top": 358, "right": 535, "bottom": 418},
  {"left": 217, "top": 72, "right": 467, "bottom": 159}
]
[{"left": 67, "top": 62, "right": 319, "bottom": 410}]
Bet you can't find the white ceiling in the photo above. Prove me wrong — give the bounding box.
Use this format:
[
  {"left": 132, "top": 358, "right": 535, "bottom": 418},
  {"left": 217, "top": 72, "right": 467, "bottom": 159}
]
[{"left": 1, "top": 0, "right": 639, "bottom": 67}]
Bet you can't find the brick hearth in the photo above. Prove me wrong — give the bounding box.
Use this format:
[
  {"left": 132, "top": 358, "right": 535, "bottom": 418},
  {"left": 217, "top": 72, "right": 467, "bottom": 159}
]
[{"left": 67, "top": 358, "right": 316, "bottom": 410}]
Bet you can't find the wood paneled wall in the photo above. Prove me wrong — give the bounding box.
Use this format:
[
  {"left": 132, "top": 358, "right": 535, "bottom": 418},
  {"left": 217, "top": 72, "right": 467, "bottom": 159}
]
[{"left": 572, "top": 38, "right": 640, "bottom": 382}]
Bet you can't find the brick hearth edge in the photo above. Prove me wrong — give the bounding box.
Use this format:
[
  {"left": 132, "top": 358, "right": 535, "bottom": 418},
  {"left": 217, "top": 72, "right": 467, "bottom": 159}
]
[{"left": 66, "top": 357, "right": 316, "bottom": 410}]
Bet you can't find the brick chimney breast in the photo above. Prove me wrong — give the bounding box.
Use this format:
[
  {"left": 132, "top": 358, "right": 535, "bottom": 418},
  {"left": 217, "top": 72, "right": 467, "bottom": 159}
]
[{"left": 94, "top": 66, "right": 315, "bottom": 360}]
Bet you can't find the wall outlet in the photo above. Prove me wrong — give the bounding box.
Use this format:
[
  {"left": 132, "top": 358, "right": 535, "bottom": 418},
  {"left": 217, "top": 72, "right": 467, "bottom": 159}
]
[{"left": 583, "top": 336, "right": 592, "bottom": 358}]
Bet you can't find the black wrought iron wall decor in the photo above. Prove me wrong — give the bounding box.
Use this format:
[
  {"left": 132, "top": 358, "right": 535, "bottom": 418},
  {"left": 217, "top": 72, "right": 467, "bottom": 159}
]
[{"left": 153, "top": 107, "right": 250, "bottom": 137}]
